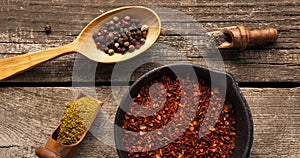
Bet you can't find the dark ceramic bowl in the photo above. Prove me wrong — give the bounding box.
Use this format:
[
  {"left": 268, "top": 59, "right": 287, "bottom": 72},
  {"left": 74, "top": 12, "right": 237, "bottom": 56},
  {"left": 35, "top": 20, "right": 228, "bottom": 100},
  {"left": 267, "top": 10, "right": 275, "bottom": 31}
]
[{"left": 114, "top": 63, "right": 253, "bottom": 158}]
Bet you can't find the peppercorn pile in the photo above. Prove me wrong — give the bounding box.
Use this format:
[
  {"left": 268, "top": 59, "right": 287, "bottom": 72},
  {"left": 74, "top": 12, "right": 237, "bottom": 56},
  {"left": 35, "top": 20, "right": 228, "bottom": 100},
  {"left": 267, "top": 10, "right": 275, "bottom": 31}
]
[
  {"left": 56, "top": 97, "right": 98, "bottom": 145},
  {"left": 121, "top": 76, "right": 236, "bottom": 157},
  {"left": 93, "top": 15, "right": 149, "bottom": 56}
]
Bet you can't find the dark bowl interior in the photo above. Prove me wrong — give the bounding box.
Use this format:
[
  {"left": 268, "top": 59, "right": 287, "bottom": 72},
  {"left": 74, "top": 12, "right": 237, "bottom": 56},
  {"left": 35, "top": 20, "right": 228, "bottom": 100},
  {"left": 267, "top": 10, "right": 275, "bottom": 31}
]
[{"left": 114, "top": 63, "right": 253, "bottom": 158}]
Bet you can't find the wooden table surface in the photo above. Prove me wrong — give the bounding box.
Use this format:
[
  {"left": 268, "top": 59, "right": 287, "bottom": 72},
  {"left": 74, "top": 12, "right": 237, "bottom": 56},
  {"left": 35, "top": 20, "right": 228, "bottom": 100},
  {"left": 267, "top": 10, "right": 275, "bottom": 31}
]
[{"left": 0, "top": 0, "right": 299, "bottom": 158}]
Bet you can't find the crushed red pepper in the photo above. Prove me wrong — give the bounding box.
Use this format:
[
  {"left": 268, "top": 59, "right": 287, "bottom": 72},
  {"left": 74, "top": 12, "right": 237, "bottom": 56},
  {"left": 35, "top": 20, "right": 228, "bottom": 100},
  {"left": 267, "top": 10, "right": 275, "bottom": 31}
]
[{"left": 121, "top": 75, "right": 236, "bottom": 157}]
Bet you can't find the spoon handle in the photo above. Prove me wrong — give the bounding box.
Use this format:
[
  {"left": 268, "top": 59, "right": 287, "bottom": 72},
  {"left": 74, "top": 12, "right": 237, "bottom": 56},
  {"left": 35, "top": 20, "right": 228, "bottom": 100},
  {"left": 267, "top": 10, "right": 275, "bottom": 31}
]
[{"left": 0, "top": 42, "right": 78, "bottom": 81}]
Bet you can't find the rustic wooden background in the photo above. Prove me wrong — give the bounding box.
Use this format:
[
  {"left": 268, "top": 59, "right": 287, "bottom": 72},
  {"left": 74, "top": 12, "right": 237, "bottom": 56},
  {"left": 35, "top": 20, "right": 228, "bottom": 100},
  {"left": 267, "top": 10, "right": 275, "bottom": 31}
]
[{"left": 0, "top": 0, "right": 299, "bottom": 158}]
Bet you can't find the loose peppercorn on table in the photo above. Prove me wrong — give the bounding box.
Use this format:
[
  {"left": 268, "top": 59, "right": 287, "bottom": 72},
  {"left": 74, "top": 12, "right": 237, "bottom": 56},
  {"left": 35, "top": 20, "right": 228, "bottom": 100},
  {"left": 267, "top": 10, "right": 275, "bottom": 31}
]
[{"left": 0, "top": 1, "right": 299, "bottom": 158}]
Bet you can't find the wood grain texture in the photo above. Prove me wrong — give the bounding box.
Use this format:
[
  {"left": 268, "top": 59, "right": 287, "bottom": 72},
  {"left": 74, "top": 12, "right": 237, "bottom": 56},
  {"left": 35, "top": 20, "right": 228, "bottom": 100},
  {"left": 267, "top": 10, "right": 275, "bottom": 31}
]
[
  {"left": 0, "top": 0, "right": 299, "bottom": 82},
  {"left": 0, "top": 1, "right": 299, "bottom": 158},
  {"left": 0, "top": 87, "right": 299, "bottom": 158}
]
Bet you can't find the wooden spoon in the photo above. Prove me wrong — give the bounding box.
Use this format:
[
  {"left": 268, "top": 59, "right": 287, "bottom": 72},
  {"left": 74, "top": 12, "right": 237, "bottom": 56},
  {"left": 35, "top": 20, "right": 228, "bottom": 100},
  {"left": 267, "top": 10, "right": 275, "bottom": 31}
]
[
  {"left": 35, "top": 93, "right": 103, "bottom": 158},
  {"left": 0, "top": 6, "right": 161, "bottom": 80}
]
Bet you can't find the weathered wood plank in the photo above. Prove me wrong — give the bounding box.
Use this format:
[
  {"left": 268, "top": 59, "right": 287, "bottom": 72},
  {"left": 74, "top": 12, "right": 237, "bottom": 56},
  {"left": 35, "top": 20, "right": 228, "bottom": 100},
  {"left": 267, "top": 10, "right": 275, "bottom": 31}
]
[
  {"left": 0, "top": 47, "right": 299, "bottom": 83},
  {"left": 0, "top": 87, "right": 299, "bottom": 157},
  {"left": 0, "top": 0, "right": 299, "bottom": 83}
]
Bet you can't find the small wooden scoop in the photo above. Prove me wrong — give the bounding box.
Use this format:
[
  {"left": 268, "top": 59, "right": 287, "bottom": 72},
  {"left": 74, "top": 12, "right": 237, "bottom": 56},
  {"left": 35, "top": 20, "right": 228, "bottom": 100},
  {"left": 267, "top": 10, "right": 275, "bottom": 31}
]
[{"left": 35, "top": 93, "right": 103, "bottom": 158}]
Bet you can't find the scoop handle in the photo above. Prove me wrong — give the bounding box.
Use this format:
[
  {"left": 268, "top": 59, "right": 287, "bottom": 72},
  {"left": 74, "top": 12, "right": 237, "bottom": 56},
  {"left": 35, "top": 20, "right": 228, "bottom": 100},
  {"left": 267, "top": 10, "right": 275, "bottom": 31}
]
[
  {"left": 0, "top": 42, "right": 78, "bottom": 81},
  {"left": 35, "top": 146, "right": 62, "bottom": 158}
]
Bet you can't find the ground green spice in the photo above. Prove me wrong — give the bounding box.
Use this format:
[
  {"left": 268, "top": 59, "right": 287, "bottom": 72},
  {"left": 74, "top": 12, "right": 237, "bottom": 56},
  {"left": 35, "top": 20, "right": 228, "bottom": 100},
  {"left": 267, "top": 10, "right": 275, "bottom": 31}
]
[{"left": 56, "top": 97, "right": 98, "bottom": 145}]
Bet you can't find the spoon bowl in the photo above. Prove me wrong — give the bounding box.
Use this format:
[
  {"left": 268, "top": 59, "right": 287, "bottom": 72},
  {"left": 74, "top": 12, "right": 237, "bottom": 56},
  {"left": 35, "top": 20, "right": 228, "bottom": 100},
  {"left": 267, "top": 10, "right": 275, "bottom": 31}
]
[
  {"left": 0, "top": 6, "right": 161, "bottom": 80},
  {"left": 78, "top": 6, "right": 161, "bottom": 63}
]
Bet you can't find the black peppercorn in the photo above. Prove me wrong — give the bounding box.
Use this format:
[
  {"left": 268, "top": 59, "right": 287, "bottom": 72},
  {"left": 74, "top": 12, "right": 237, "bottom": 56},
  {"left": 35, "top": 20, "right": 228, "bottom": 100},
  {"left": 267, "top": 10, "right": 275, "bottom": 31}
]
[
  {"left": 134, "top": 35, "right": 141, "bottom": 40},
  {"left": 123, "top": 35, "right": 129, "bottom": 42},
  {"left": 136, "top": 30, "right": 142, "bottom": 36},
  {"left": 118, "top": 38, "right": 124, "bottom": 46},
  {"left": 131, "top": 27, "right": 138, "bottom": 32},
  {"left": 109, "top": 26, "right": 115, "bottom": 31},
  {"left": 107, "top": 32, "right": 114, "bottom": 40},
  {"left": 109, "top": 20, "right": 114, "bottom": 25},
  {"left": 114, "top": 37, "right": 119, "bottom": 42},
  {"left": 104, "top": 23, "right": 110, "bottom": 27},
  {"left": 109, "top": 40, "right": 115, "bottom": 46},
  {"left": 124, "top": 28, "right": 129, "bottom": 33},
  {"left": 137, "top": 24, "right": 142, "bottom": 29},
  {"left": 100, "top": 44, "right": 106, "bottom": 50},
  {"left": 130, "top": 39, "right": 136, "bottom": 44},
  {"left": 113, "top": 16, "right": 120, "bottom": 22},
  {"left": 115, "top": 24, "right": 121, "bottom": 30},
  {"left": 128, "top": 26, "right": 134, "bottom": 31},
  {"left": 134, "top": 18, "right": 140, "bottom": 24},
  {"left": 126, "top": 31, "right": 131, "bottom": 37},
  {"left": 104, "top": 47, "right": 109, "bottom": 53},
  {"left": 121, "top": 47, "right": 127, "bottom": 54},
  {"left": 128, "top": 45, "right": 135, "bottom": 52},
  {"left": 113, "top": 31, "right": 119, "bottom": 36},
  {"left": 45, "top": 24, "right": 51, "bottom": 34},
  {"left": 93, "top": 33, "right": 98, "bottom": 41},
  {"left": 131, "top": 31, "right": 136, "bottom": 36},
  {"left": 98, "top": 36, "right": 105, "bottom": 43}
]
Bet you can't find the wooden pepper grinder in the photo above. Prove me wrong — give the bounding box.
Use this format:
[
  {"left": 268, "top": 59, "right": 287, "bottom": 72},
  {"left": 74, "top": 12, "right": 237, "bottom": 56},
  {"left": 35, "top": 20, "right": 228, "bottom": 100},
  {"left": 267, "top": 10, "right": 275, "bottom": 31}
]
[{"left": 218, "top": 25, "right": 278, "bottom": 50}]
